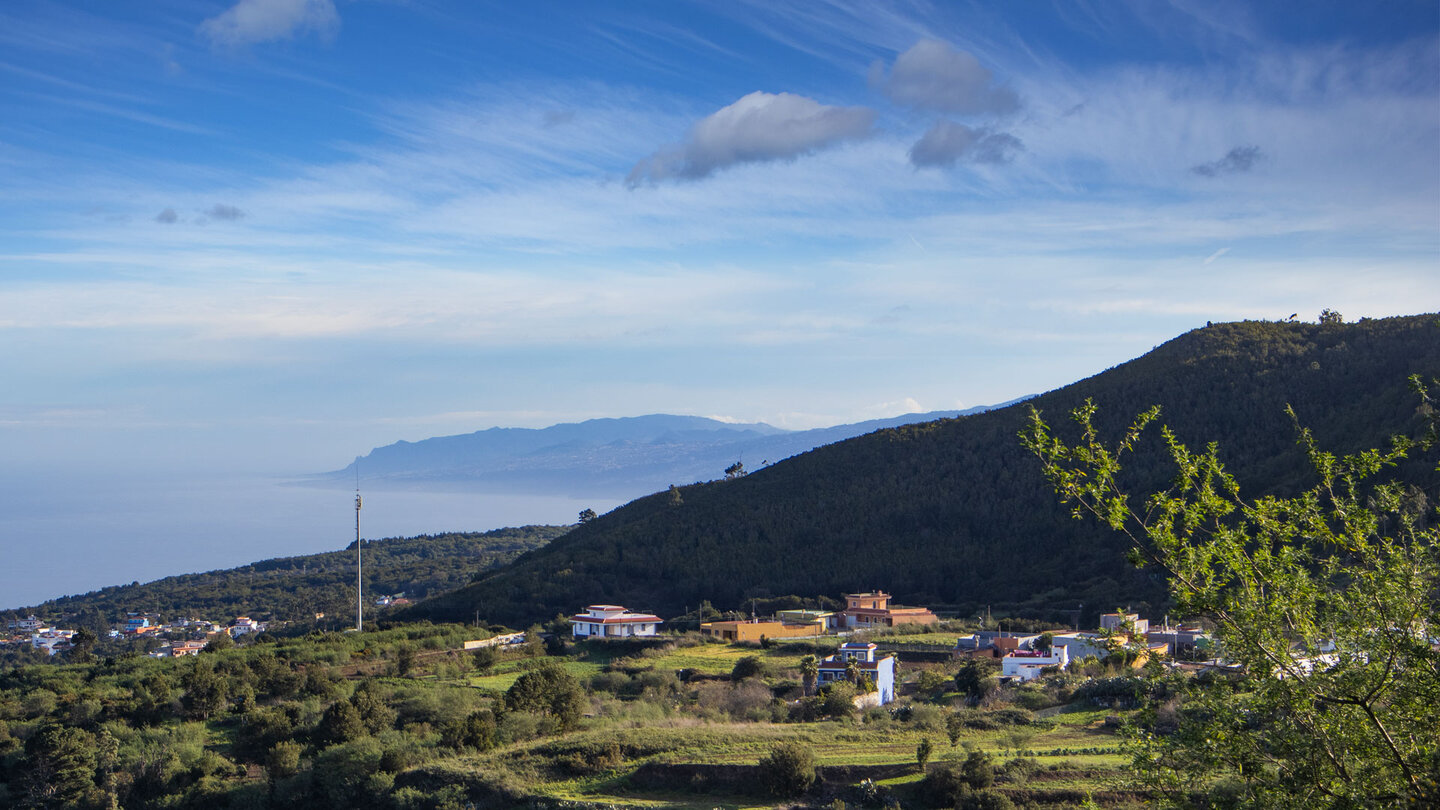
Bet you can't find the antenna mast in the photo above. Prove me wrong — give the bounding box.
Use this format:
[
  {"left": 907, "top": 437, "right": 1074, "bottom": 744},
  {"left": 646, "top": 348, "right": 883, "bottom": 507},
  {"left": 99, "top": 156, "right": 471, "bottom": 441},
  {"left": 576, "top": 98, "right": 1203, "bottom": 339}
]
[{"left": 355, "top": 466, "right": 363, "bottom": 632}]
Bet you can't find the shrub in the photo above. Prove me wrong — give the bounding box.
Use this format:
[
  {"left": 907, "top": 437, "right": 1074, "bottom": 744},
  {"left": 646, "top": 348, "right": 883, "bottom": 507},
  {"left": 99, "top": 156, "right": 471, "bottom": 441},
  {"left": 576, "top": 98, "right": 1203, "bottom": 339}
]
[
  {"left": 504, "top": 663, "right": 585, "bottom": 730},
  {"left": 758, "top": 741, "right": 817, "bottom": 797},
  {"left": 909, "top": 703, "right": 947, "bottom": 731},
  {"left": 962, "top": 750, "right": 995, "bottom": 789},
  {"left": 918, "top": 760, "right": 967, "bottom": 807},
  {"left": 821, "top": 682, "right": 857, "bottom": 718},
  {"left": 730, "top": 655, "right": 765, "bottom": 681},
  {"left": 440, "top": 709, "right": 496, "bottom": 751},
  {"left": 315, "top": 700, "right": 366, "bottom": 747}
]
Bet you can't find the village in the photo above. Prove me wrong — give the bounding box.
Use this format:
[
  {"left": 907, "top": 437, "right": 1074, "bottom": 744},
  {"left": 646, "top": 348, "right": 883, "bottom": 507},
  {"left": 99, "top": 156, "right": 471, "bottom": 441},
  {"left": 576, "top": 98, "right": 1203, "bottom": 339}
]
[
  {"left": 566, "top": 591, "right": 1213, "bottom": 706},
  {"left": 6, "top": 589, "right": 1213, "bottom": 683}
]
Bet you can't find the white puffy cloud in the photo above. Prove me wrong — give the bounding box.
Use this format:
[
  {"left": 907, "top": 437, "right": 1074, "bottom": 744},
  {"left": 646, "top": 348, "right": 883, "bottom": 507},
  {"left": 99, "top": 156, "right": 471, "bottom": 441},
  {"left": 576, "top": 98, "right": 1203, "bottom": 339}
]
[
  {"left": 908, "top": 120, "right": 1022, "bottom": 167},
  {"left": 874, "top": 39, "right": 1019, "bottom": 116},
  {"left": 628, "top": 91, "right": 876, "bottom": 185},
  {"left": 200, "top": 0, "right": 339, "bottom": 48}
]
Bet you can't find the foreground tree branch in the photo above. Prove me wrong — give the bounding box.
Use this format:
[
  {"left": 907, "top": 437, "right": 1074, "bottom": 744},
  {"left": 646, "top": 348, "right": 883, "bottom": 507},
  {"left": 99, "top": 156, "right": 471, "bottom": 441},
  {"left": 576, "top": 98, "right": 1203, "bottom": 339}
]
[{"left": 1020, "top": 377, "right": 1440, "bottom": 808}]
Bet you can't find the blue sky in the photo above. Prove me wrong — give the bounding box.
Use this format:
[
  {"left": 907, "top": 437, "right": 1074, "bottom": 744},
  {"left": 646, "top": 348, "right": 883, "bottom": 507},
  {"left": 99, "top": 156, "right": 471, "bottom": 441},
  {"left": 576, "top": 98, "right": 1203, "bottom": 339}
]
[{"left": 3, "top": 0, "right": 1438, "bottom": 477}]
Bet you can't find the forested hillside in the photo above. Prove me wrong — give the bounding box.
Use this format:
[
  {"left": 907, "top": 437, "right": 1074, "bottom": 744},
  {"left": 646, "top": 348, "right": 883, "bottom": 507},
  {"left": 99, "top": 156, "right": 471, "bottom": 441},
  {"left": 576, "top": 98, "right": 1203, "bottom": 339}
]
[
  {"left": 4, "top": 526, "right": 568, "bottom": 630},
  {"left": 406, "top": 315, "right": 1440, "bottom": 628}
]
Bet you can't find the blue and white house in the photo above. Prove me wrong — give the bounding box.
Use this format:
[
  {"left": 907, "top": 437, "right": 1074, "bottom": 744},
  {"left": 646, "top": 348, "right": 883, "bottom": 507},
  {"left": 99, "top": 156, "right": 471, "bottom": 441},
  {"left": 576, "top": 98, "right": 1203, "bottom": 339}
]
[{"left": 817, "top": 641, "right": 897, "bottom": 705}]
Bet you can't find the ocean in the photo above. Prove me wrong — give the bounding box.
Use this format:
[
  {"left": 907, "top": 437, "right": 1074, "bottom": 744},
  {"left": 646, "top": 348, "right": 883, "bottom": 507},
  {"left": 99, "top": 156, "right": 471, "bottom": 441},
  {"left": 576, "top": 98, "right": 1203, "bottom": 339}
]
[{"left": 0, "top": 470, "right": 622, "bottom": 610}]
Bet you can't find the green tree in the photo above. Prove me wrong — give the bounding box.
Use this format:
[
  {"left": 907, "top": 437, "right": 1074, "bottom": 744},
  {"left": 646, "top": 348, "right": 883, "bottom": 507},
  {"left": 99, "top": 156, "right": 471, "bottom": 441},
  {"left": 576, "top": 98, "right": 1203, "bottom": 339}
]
[
  {"left": 441, "top": 709, "right": 497, "bottom": 751},
  {"left": 820, "top": 682, "right": 857, "bottom": 719},
  {"left": 66, "top": 628, "right": 96, "bottom": 663},
  {"left": 505, "top": 662, "right": 585, "bottom": 730},
  {"left": 945, "top": 712, "right": 965, "bottom": 747},
  {"left": 758, "top": 741, "right": 816, "bottom": 797},
  {"left": 181, "top": 661, "right": 229, "bottom": 720},
  {"left": 954, "top": 659, "right": 996, "bottom": 704},
  {"left": 394, "top": 644, "right": 416, "bottom": 677},
  {"left": 266, "top": 740, "right": 303, "bottom": 781},
  {"left": 350, "top": 680, "right": 396, "bottom": 734},
  {"left": 668, "top": 484, "right": 684, "bottom": 507},
  {"left": 799, "top": 655, "right": 819, "bottom": 696},
  {"left": 1021, "top": 379, "right": 1440, "bottom": 808},
  {"left": 578, "top": 508, "right": 598, "bottom": 524},
  {"left": 961, "top": 750, "right": 994, "bottom": 790},
  {"left": 724, "top": 461, "right": 745, "bottom": 480},
  {"left": 21, "top": 724, "right": 100, "bottom": 809},
  {"left": 1318, "top": 307, "right": 1344, "bottom": 325},
  {"left": 315, "top": 700, "right": 366, "bottom": 748},
  {"left": 916, "top": 737, "right": 934, "bottom": 771},
  {"left": 472, "top": 645, "right": 498, "bottom": 673}
]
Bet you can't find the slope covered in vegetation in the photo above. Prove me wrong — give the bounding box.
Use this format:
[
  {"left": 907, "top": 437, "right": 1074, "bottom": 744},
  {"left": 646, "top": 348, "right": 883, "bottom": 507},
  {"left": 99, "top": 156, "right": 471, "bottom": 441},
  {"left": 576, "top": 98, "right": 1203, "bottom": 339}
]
[
  {"left": 407, "top": 315, "right": 1440, "bottom": 628},
  {"left": 4, "top": 527, "right": 568, "bottom": 630}
]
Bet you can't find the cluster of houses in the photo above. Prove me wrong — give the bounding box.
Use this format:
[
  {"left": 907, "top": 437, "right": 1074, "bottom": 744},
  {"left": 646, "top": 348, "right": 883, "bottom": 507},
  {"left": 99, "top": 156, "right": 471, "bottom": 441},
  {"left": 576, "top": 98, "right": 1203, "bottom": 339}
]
[
  {"left": 1, "top": 613, "right": 272, "bottom": 658},
  {"left": 565, "top": 596, "right": 1210, "bottom": 704},
  {"left": 954, "top": 612, "right": 1210, "bottom": 682}
]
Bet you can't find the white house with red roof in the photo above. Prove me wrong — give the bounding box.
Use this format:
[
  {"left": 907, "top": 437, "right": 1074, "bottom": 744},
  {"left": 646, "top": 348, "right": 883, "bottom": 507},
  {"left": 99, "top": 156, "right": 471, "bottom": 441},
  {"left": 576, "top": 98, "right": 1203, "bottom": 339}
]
[{"left": 569, "top": 605, "right": 662, "bottom": 639}]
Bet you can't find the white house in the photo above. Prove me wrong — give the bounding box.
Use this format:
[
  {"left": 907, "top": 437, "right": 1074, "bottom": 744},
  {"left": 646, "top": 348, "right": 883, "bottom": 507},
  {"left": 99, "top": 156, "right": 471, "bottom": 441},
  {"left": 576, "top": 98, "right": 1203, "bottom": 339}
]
[
  {"left": 31, "top": 629, "right": 76, "bottom": 656},
  {"left": 1050, "top": 632, "right": 1112, "bottom": 662},
  {"left": 8, "top": 615, "right": 44, "bottom": 632},
  {"left": 569, "top": 605, "right": 662, "bottom": 639},
  {"left": 230, "top": 616, "right": 262, "bottom": 637},
  {"left": 1001, "top": 646, "right": 1069, "bottom": 681}
]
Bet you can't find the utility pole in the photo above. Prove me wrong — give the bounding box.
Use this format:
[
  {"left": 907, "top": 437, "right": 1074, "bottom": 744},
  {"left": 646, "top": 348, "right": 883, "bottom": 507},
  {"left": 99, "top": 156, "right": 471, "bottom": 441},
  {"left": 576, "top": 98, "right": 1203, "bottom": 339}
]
[{"left": 355, "top": 482, "right": 363, "bottom": 633}]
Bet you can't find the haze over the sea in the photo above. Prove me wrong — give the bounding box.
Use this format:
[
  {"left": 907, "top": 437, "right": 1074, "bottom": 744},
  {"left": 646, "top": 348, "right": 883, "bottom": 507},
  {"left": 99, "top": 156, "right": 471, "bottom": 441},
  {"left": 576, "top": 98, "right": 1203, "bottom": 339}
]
[{"left": 1, "top": 1, "right": 1435, "bottom": 606}]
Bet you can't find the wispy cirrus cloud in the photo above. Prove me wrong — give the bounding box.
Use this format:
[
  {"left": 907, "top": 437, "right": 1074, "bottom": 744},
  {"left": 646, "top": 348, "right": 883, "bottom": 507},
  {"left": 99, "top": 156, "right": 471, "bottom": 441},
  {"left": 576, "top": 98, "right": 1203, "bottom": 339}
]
[{"left": 627, "top": 91, "right": 876, "bottom": 186}]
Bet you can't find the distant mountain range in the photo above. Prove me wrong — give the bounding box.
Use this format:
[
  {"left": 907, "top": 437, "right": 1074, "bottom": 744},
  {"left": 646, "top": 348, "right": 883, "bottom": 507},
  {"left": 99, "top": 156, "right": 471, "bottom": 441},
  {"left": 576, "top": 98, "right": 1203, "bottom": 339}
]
[{"left": 314, "top": 406, "right": 1023, "bottom": 497}]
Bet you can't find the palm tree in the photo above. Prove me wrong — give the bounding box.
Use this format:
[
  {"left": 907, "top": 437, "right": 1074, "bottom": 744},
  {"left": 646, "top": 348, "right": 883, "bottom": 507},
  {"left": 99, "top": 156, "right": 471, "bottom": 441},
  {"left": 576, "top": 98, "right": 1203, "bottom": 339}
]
[{"left": 800, "top": 655, "right": 819, "bottom": 696}]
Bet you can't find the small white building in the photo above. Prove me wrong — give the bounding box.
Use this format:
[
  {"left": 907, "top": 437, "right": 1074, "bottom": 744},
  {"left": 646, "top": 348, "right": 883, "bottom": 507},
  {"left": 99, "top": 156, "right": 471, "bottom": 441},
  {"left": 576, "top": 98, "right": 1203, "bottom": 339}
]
[
  {"left": 569, "top": 605, "right": 662, "bottom": 639},
  {"left": 1001, "top": 646, "right": 1069, "bottom": 681}
]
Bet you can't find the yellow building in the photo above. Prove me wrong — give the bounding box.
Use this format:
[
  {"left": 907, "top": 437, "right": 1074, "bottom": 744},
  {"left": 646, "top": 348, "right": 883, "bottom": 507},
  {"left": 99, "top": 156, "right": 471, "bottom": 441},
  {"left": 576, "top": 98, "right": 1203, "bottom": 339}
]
[{"left": 700, "top": 618, "right": 824, "bottom": 641}]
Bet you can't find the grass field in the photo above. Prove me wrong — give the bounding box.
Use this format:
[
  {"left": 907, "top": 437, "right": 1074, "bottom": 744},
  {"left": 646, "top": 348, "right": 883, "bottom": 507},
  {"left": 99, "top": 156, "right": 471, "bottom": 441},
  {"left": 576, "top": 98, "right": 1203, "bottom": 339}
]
[
  {"left": 468, "top": 716, "right": 1133, "bottom": 808},
  {"left": 443, "top": 634, "right": 1140, "bottom": 807},
  {"left": 467, "top": 637, "right": 812, "bottom": 692}
]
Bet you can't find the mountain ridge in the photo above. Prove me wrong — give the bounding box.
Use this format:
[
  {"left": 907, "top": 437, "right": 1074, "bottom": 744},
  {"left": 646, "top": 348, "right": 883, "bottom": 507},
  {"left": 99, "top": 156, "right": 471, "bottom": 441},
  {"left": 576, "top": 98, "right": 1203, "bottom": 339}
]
[
  {"left": 313, "top": 406, "right": 1020, "bottom": 497},
  {"left": 402, "top": 315, "right": 1440, "bottom": 629}
]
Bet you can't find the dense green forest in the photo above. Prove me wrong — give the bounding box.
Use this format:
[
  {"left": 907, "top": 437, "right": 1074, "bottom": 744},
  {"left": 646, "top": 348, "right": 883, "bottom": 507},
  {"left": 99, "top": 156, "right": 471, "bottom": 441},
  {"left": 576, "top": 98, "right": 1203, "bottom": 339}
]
[
  {"left": 4, "top": 527, "right": 568, "bottom": 632},
  {"left": 405, "top": 315, "right": 1440, "bottom": 629}
]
